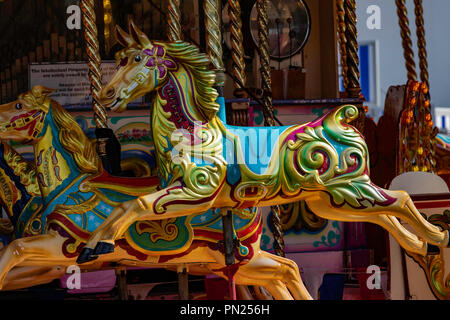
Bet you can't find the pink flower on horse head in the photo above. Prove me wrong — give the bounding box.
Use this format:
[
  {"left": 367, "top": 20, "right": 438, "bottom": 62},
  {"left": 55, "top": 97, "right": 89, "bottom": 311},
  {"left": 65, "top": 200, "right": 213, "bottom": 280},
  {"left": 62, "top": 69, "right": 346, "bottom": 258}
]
[{"left": 143, "top": 46, "right": 176, "bottom": 79}]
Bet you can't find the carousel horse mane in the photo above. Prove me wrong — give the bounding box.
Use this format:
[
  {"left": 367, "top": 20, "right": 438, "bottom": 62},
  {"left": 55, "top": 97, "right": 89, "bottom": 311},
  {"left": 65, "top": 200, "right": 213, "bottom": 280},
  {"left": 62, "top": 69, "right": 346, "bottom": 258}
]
[
  {"left": 20, "top": 87, "right": 100, "bottom": 174},
  {"left": 116, "top": 30, "right": 220, "bottom": 120}
]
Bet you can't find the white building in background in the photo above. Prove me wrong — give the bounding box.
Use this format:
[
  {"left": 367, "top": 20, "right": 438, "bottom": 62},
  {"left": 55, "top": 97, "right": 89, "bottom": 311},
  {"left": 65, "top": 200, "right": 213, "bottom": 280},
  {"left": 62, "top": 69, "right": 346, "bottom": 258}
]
[
  {"left": 354, "top": 1, "right": 450, "bottom": 123},
  {"left": 435, "top": 107, "right": 450, "bottom": 133}
]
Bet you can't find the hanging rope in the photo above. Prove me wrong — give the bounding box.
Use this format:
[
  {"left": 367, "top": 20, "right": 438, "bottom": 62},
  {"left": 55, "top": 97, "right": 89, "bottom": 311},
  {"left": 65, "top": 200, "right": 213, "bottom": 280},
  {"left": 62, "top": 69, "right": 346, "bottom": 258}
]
[
  {"left": 257, "top": 0, "right": 285, "bottom": 258},
  {"left": 228, "top": 0, "right": 246, "bottom": 90},
  {"left": 396, "top": 0, "right": 417, "bottom": 82},
  {"left": 336, "top": 0, "right": 348, "bottom": 91},
  {"left": 414, "top": 0, "right": 429, "bottom": 92},
  {"left": 167, "top": 0, "right": 182, "bottom": 41},
  {"left": 80, "top": 0, "right": 107, "bottom": 129}
]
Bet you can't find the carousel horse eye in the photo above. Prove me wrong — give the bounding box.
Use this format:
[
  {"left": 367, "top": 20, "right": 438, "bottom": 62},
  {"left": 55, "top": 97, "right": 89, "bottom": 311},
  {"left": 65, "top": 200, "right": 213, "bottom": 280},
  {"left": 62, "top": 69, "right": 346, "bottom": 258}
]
[
  {"left": 135, "top": 55, "right": 142, "bottom": 63},
  {"left": 15, "top": 103, "right": 23, "bottom": 110}
]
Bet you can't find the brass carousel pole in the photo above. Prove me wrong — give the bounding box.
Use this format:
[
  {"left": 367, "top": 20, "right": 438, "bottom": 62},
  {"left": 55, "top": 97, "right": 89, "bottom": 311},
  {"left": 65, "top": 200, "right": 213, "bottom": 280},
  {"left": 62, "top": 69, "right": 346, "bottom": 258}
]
[
  {"left": 80, "top": 0, "right": 107, "bottom": 129},
  {"left": 257, "top": 0, "right": 275, "bottom": 127},
  {"left": 80, "top": 0, "right": 122, "bottom": 175},
  {"left": 228, "top": 0, "right": 246, "bottom": 92},
  {"left": 81, "top": 0, "right": 126, "bottom": 299},
  {"left": 204, "top": 0, "right": 238, "bottom": 300},
  {"left": 204, "top": 0, "right": 226, "bottom": 88},
  {"left": 343, "top": 0, "right": 365, "bottom": 132},
  {"left": 167, "top": 0, "right": 182, "bottom": 42},
  {"left": 167, "top": 0, "right": 189, "bottom": 300},
  {"left": 228, "top": 0, "right": 250, "bottom": 125},
  {"left": 344, "top": 0, "right": 361, "bottom": 98},
  {"left": 257, "top": 0, "right": 285, "bottom": 258},
  {"left": 336, "top": 0, "right": 348, "bottom": 92}
]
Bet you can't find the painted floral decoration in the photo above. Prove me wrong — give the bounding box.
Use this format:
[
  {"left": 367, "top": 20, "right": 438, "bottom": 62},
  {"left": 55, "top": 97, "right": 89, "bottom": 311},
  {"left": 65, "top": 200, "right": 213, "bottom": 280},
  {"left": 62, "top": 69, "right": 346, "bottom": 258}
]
[{"left": 143, "top": 46, "right": 177, "bottom": 79}]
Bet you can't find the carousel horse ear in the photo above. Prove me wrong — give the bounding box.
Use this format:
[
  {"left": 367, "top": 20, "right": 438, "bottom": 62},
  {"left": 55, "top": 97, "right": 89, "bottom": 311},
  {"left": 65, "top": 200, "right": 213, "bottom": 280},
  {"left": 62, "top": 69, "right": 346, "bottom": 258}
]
[
  {"left": 116, "top": 24, "right": 134, "bottom": 47},
  {"left": 31, "top": 85, "right": 55, "bottom": 99},
  {"left": 128, "top": 20, "right": 152, "bottom": 48}
]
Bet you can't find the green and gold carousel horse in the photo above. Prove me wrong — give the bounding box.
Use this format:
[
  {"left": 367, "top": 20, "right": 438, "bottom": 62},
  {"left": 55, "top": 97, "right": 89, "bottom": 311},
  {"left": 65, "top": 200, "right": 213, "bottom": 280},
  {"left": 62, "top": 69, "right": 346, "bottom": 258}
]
[
  {"left": 80, "top": 22, "right": 449, "bottom": 266},
  {"left": 0, "top": 86, "right": 311, "bottom": 299}
]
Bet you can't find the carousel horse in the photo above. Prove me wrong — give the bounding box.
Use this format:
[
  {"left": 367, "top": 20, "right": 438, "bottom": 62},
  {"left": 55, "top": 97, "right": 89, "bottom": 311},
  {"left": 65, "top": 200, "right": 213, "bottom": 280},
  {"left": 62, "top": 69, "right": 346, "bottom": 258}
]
[
  {"left": 80, "top": 22, "right": 449, "bottom": 265},
  {"left": 0, "top": 86, "right": 312, "bottom": 300}
]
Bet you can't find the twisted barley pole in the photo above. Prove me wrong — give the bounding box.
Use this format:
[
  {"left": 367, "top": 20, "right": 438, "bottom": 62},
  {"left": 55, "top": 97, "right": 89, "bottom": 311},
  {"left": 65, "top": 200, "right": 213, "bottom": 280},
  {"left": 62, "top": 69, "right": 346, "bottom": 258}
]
[
  {"left": 166, "top": 0, "right": 189, "bottom": 299},
  {"left": 257, "top": 0, "right": 275, "bottom": 126},
  {"left": 336, "top": 0, "right": 348, "bottom": 91},
  {"left": 396, "top": 0, "right": 417, "bottom": 81},
  {"left": 204, "top": 0, "right": 225, "bottom": 87},
  {"left": 414, "top": 0, "right": 429, "bottom": 91},
  {"left": 167, "top": 0, "right": 182, "bottom": 42},
  {"left": 228, "top": 0, "right": 246, "bottom": 89},
  {"left": 344, "top": 0, "right": 361, "bottom": 98},
  {"left": 257, "top": 0, "right": 285, "bottom": 258},
  {"left": 80, "top": 0, "right": 107, "bottom": 129}
]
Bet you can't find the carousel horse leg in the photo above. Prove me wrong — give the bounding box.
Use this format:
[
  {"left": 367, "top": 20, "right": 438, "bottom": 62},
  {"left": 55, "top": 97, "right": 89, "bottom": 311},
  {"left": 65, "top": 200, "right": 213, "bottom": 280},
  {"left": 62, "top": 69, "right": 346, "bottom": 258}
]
[
  {"left": 79, "top": 184, "right": 218, "bottom": 262},
  {"left": 229, "top": 250, "right": 312, "bottom": 300},
  {"left": 0, "top": 232, "right": 72, "bottom": 289},
  {"left": 306, "top": 191, "right": 449, "bottom": 256},
  {"left": 1, "top": 266, "right": 66, "bottom": 291},
  {"left": 383, "top": 190, "right": 449, "bottom": 247}
]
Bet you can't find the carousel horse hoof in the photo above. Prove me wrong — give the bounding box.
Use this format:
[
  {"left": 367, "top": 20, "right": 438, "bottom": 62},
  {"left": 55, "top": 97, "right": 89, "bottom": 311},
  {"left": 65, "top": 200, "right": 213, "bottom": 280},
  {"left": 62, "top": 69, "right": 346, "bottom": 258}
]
[
  {"left": 427, "top": 244, "right": 441, "bottom": 255},
  {"left": 76, "top": 247, "right": 99, "bottom": 264},
  {"left": 93, "top": 241, "right": 115, "bottom": 256}
]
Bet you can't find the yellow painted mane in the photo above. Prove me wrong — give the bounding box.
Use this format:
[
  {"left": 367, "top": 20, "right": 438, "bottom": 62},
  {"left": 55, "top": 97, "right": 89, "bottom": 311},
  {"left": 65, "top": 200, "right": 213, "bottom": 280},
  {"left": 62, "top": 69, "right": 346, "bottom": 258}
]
[
  {"left": 50, "top": 100, "right": 100, "bottom": 174},
  {"left": 160, "top": 40, "right": 219, "bottom": 120},
  {"left": 20, "top": 87, "right": 100, "bottom": 174}
]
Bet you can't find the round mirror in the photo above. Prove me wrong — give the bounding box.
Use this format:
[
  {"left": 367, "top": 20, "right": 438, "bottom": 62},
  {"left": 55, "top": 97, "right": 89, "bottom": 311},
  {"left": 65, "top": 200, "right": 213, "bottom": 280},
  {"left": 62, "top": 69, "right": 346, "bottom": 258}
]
[{"left": 249, "top": 0, "right": 311, "bottom": 60}]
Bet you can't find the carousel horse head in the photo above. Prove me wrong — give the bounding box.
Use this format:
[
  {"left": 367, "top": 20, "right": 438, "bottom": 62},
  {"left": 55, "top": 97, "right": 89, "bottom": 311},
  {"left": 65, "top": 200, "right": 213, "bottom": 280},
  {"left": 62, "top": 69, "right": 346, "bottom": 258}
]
[
  {"left": 0, "top": 85, "right": 99, "bottom": 175},
  {"left": 0, "top": 85, "right": 54, "bottom": 144},
  {"left": 100, "top": 20, "right": 219, "bottom": 119}
]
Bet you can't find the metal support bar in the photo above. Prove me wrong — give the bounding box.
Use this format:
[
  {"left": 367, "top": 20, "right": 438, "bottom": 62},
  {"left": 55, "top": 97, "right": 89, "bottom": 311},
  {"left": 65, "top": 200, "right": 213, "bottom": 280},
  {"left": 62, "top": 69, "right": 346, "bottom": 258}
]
[
  {"left": 115, "top": 267, "right": 128, "bottom": 300},
  {"left": 177, "top": 266, "right": 189, "bottom": 300},
  {"left": 222, "top": 209, "right": 237, "bottom": 300}
]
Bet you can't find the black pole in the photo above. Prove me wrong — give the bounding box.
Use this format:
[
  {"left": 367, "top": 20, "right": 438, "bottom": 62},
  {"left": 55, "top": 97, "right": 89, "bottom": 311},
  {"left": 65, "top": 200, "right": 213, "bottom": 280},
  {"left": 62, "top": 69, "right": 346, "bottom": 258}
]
[{"left": 222, "top": 209, "right": 235, "bottom": 266}]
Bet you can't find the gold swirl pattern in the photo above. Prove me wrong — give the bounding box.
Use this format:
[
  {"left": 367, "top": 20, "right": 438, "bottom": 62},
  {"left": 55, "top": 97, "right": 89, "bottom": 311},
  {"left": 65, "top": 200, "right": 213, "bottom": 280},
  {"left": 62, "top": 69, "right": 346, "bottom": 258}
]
[{"left": 136, "top": 218, "right": 179, "bottom": 243}]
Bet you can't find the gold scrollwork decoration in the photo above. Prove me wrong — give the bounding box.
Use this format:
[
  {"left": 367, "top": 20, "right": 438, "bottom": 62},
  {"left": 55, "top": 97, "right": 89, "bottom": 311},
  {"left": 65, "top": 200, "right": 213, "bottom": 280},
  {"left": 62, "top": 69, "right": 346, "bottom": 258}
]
[{"left": 135, "top": 218, "right": 179, "bottom": 243}]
